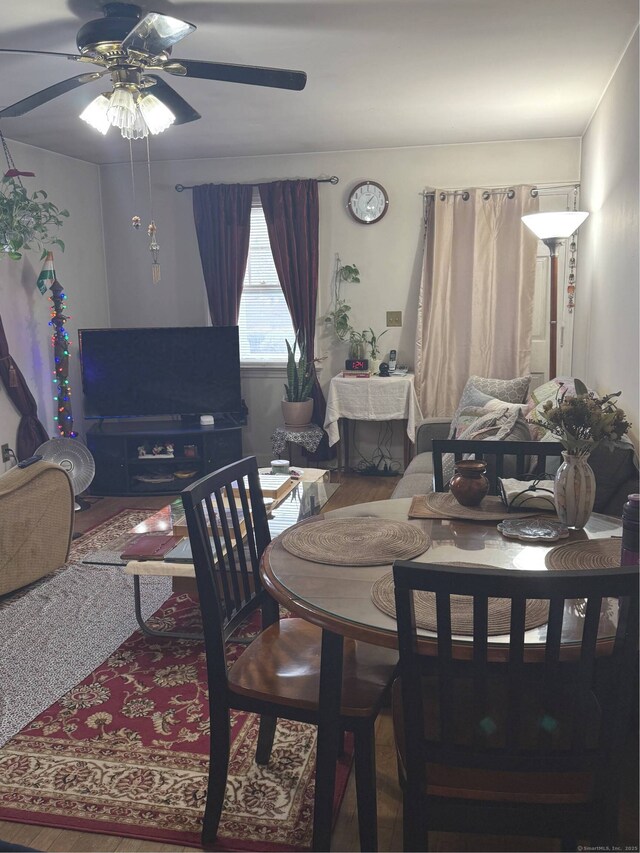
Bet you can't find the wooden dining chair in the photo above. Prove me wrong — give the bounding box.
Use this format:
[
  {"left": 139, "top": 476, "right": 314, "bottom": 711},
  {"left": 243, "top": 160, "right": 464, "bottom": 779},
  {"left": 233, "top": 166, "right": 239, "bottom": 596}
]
[
  {"left": 391, "top": 560, "right": 639, "bottom": 852},
  {"left": 181, "top": 456, "right": 398, "bottom": 851},
  {"left": 432, "top": 437, "right": 565, "bottom": 493}
]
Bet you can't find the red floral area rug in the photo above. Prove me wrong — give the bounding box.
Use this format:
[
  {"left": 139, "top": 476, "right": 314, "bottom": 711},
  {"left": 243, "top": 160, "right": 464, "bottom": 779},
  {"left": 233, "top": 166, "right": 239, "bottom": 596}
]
[{"left": 0, "top": 594, "right": 353, "bottom": 851}]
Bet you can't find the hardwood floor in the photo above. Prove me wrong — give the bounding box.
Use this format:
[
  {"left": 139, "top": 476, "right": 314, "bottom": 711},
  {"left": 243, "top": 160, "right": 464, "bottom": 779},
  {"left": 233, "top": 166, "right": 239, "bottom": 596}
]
[{"left": 2, "top": 472, "right": 638, "bottom": 852}]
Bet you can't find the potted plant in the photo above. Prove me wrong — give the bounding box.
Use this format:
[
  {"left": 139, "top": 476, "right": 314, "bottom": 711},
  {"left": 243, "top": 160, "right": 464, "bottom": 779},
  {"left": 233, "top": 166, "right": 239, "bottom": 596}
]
[
  {"left": 362, "top": 327, "right": 388, "bottom": 374},
  {"left": 282, "top": 334, "right": 316, "bottom": 426},
  {"left": 324, "top": 257, "right": 360, "bottom": 342},
  {"left": 0, "top": 173, "right": 69, "bottom": 260},
  {"left": 530, "top": 379, "right": 631, "bottom": 528}
]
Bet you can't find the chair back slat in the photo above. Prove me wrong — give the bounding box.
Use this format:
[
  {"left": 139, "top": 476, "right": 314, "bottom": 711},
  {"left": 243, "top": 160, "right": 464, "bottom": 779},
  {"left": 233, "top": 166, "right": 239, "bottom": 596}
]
[
  {"left": 435, "top": 591, "right": 454, "bottom": 742},
  {"left": 392, "top": 561, "right": 639, "bottom": 781},
  {"left": 505, "top": 595, "right": 526, "bottom": 749},
  {"left": 432, "top": 439, "right": 565, "bottom": 495},
  {"left": 182, "top": 457, "right": 274, "bottom": 674},
  {"left": 472, "top": 594, "right": 489, "bottom": 748}
]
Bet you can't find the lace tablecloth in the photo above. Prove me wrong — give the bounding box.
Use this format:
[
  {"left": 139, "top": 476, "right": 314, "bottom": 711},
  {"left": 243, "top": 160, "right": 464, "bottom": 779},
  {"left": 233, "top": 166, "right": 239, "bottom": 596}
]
[
  {"left": 323, "top": 373, "right": 423, "bottom": 446},
  {"left": 271, "top": 423, "right": 325, "bottom": 457}
]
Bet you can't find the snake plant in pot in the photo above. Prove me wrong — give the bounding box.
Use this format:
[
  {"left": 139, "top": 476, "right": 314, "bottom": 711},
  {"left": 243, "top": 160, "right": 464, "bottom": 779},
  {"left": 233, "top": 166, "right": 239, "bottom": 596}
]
[{"left": 282, "top": 335, "right": 316, "bottom": 426}]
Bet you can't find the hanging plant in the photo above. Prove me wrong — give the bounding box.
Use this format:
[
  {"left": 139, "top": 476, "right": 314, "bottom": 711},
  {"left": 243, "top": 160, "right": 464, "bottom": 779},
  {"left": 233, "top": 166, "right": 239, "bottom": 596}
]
[
  {"left": 0, "top": 127, "right": 69, "bottom": 261},
  {"left": 324, "top": 254, "right": 360, "bottom": 341},
  {"left": 0, "top": 174, "right": 69, "bottom": 260}
]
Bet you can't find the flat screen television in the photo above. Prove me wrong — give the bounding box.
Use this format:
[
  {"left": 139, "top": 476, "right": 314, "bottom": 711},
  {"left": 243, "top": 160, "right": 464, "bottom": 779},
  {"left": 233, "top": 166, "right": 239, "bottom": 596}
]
[{"left": 78, "top": 326, "right": 242, "bottom": 419}]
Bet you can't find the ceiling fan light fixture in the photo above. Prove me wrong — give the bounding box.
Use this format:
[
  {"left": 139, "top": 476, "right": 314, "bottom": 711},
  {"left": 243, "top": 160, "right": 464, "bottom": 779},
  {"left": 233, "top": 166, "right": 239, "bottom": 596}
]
[
  {"left": 138, "top": 92, "right": 175, "bottom": 134},
  {"left": 79, "top": 93, "right": 111, "bottom": 134},
  {"left": 107, "top": 86, "right": 137, "bottom": 131},
  {"left": 121, "top": 105, "right": 148, "bottom": 139}
]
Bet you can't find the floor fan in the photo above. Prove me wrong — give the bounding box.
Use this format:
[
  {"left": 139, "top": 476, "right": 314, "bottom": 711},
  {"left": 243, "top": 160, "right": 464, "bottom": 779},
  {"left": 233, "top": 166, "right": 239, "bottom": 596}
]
[{"left": 36, "top": 438, "right": 96, "bottom": 511}]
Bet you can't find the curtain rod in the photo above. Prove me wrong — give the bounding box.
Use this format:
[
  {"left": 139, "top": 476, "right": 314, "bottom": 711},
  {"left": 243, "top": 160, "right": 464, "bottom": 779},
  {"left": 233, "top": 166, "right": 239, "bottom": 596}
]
[
  {"left": 175, "top": 175, "right": 339, "bottom": 192},
  {"left": 422, "top": 183, "right": 580, "bottom": 201}
]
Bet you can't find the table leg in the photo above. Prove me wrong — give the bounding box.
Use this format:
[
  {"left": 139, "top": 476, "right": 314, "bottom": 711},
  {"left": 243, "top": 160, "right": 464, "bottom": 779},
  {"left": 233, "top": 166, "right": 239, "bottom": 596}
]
[
  {"left": 312, "top": 628, "right": 344, "bottom": 852},
  {"left": 342, "top": 418, "right": 350, "bottom": 472},
  {"left": 133, "top": 575, "right": 202, "bottom": 640},
  {"left": 403, "top": 419, "right": 411, "bottom": 470}
]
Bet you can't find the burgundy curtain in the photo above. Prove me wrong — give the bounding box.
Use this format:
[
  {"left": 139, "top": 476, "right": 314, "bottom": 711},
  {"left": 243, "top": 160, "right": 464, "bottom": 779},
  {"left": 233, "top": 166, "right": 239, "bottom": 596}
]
[
  {"left": 0, "top": 314, "right": 49, "bottom": 460},
  {"left": 258, "top": 180, "right": 326, "bottom": 427},
  {"left": 192, "top": 183, "right": 253, "bottom": 325}
]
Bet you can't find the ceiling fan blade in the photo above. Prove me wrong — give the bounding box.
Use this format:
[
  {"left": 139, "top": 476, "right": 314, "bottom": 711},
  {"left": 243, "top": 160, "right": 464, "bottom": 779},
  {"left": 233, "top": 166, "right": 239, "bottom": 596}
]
[
  {"left": 145, "top": 75, "right": 200, "bottom": 124},
  {"left": 0, "top": 71, "right": 106, "bottom": 118},
  {"left": 0, "top": 48, "right": 93, "bottom": 63},
  {"left": 168, "top": 58, "right": 306, "bottom": 91},
  {"left": 122, "top": 12, "right": 196, "bottom": 55}
]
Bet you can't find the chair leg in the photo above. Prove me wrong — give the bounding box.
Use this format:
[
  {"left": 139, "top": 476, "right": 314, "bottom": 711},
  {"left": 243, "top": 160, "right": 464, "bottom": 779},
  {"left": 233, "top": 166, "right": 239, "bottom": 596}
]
[
  {"left": 201, "top": 705, "right": 231, "bottom": 847},
  {"left": 401, "top": 791, "right": 427, "bottom": 852},
  {"left": 353, "top": 720, "right": 378, "bottom": 852},
  {"left": 256, "top": 714, "right": 278, "bottom": 765}
]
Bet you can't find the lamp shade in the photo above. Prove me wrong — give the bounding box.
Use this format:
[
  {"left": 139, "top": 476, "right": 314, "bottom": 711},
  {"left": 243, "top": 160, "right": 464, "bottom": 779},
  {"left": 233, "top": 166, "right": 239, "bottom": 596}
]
[
  {"left": 521, "top": 210, "right": 589, "bottom": 240},
  {"left": 138, "top": 93, "right": 175, "bottom": 135},
  {"left": 79, "top": 94, "right": 111, "bottom": 135}
]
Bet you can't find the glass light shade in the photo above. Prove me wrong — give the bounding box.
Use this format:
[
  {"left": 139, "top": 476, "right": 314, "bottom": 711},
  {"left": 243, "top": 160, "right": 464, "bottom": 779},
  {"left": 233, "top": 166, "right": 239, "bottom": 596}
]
[
  {"left": 79, "top": 94, "right": 111, "bottom": 135},
  {"left": 138, "top": 93, "right": 175, "bottom": 135},
  {"left": 120, "top": 107, "right": 148, "bottom": 140},
  {"left": 521, "top": 210, "right": 589, "bottom": 240},
  {"left": 107, "top": 87, "right": 137, "bottom": 131}
]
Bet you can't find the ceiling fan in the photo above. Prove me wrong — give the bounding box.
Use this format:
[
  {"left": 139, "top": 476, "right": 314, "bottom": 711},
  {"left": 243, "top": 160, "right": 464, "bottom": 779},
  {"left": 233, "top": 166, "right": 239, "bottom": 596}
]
[{"left": 0, "top": 2, "right": 307, "bottom": 139}]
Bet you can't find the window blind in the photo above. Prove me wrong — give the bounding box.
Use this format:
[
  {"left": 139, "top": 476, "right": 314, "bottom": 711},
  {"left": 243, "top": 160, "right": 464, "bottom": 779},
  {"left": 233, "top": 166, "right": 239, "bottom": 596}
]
[{"left": 238, "top": 197, "right": 295, "bottom": 362}]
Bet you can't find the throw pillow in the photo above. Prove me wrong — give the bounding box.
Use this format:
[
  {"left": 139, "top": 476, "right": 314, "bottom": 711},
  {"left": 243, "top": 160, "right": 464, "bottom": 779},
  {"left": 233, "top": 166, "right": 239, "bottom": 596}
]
[
  {"left": 441, "top": 406, "right": 532, "bottom": 486},
  {"left": 449, "top": 374, "right": 532, "bottom": 439},
  {"left": 525, "top": 377, "right": 585, "bottom": 439}
]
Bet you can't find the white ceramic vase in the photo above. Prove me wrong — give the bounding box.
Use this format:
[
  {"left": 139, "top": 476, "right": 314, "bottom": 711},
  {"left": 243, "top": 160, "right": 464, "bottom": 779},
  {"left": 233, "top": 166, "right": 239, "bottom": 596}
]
[
  {"left": 554, "top": 451, "right": 596, "bottom": 529},
  {"left": 369, "top": 357, "right": 380, "bottom": 375}
]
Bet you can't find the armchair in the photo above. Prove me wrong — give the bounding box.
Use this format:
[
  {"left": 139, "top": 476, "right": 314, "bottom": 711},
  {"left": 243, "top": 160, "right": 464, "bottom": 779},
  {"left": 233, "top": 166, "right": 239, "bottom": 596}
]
[{"left": 0, "top": 460, "right": 74, "bottom": 597}]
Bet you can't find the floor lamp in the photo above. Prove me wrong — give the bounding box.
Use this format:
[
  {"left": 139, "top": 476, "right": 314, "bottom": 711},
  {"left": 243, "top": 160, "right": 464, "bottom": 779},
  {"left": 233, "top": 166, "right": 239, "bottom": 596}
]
[{"left": 521, "top": 210, "right": 589, "bottom": 380}]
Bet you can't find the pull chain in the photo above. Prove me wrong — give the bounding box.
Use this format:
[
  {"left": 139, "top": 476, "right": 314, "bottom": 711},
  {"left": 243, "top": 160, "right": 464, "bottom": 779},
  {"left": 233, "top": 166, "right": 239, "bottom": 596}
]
[
  {"left": 129, "top": 139, "right": 140, "bottom": 230},
  {"left": 146, "top": 136, "right": 160, "bottom": 284}
]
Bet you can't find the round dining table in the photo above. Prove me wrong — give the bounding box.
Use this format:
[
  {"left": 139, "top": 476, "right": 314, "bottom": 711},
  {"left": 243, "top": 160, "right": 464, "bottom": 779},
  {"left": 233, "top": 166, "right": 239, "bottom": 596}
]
[{"left": 259, "top": 497, "right": 623, "bottom": 852}]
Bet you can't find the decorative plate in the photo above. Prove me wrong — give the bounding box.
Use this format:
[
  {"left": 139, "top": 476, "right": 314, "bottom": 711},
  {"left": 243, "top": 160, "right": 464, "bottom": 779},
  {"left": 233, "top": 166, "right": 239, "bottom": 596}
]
[{"left": 497, "top": 517, "right": 570, "bottom": 542}]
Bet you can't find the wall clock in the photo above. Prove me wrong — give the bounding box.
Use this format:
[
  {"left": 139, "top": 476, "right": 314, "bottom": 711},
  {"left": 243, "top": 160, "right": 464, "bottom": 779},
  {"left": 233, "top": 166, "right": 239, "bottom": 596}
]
[{"left": 347, "top": 180, "right": 389, "bottom": 224}]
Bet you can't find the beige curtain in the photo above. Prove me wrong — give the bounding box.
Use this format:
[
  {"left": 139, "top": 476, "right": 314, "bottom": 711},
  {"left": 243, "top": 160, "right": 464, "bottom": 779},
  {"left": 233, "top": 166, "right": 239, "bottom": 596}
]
[{"left": 415, "top": 185, "right": 539, "bottom": 417}]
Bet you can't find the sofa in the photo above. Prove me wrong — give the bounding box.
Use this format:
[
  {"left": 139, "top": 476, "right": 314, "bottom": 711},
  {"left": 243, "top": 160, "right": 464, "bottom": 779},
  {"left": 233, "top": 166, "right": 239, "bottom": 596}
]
[
  {"left": 392, "top": 376, "right": 639, "bottom": 518},
  {"left": 0, "top": 460, "right": 74, "bottom": 597}
]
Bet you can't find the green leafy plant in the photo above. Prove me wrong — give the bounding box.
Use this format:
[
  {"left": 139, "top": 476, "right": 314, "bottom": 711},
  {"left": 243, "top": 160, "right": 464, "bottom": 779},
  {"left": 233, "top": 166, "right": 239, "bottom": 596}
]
[
  {"left": 362, "top": 327, "right": 388, "bottom": 359},
  {"left": 530, "top": 378, "right": 631, "bottom": 456},
  {"left": 284, "top": 334, "right": 317, "bottom": 402},
  {"left": 324, "top": 256, "right": 360, "bottom": 341},
  {"left": 0, "top": 175, "right": 69, "bottom": 260}
]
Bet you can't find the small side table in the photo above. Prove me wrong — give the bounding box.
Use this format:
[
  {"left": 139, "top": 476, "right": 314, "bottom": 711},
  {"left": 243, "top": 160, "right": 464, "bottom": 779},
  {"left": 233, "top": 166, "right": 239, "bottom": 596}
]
[{"left": 271, "top": 423, "right": 325, "bottom": 465}]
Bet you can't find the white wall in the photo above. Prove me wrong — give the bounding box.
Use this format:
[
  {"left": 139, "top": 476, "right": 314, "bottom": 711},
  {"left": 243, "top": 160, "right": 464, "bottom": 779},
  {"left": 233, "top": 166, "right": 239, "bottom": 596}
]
[
  {"left": 100, "top": 138, "right": 580, "bottom": 467},
  {"left": 576, "top": 29, "right": 639, "bottom": 441},
  {"left": 0, "top": 140, "right": 109, "bottom": 466}
]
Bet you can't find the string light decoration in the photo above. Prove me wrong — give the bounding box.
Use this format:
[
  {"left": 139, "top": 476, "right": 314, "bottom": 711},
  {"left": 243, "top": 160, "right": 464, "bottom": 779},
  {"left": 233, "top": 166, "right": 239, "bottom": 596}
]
[{"left": 43, "top": 254, "right": 76, "bottom": 438}]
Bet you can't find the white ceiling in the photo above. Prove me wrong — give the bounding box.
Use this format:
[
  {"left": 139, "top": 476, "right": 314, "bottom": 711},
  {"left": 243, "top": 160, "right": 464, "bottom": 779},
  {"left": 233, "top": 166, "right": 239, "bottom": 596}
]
[{"left": 0, "top": 0, "right": 637, "bottom": 165}]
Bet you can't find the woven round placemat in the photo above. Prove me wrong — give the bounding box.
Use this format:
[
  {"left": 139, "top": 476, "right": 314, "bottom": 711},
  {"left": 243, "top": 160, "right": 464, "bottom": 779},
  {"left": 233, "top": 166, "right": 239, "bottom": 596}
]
[
  {"left": 409, "top": 493, "right": 541, "bottom": 521},
  {"left": 371, "top": 564, "right": 549, "bottom": 635},
  {"left": 545, "top": 538, "right": 622, "bottom": 571},
  {"left": 281, "top": 518, "right": 430, "bottom": 566}
]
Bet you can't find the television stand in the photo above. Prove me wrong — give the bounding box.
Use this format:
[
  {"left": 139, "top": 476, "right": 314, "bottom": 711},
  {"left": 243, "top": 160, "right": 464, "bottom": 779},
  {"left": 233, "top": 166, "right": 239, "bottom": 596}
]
[{"left": 86, "top": 418, "right": 243, "bottom": 496}]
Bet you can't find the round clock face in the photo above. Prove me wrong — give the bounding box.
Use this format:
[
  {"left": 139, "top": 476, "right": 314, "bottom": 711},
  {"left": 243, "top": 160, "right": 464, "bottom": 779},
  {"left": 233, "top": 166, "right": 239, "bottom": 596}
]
[{"left": 347, "top": 180, "right": 389, "bottom": 224}]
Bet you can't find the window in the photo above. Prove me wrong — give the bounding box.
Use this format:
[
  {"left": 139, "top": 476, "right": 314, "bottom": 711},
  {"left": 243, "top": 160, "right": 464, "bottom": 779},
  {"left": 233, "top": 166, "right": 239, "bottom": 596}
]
[{"left": 238, "top": 196, "right": 295, "bottom": 363}]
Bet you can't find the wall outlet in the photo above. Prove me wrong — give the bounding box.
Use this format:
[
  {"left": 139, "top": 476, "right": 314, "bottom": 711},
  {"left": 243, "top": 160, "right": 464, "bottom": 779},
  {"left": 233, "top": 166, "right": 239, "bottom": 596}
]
[
  {"left": 386, "top": 311, "right": 402, "bottom": 327},
  {"left": 1, "top": 444, "right": 11, "bottom": 463}
]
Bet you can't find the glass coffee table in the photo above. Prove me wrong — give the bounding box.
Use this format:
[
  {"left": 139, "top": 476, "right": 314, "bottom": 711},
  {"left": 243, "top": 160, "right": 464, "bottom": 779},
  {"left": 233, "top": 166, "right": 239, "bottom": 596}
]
[{"left": 123, "top": 469, "right": 339, "bottom": 639}]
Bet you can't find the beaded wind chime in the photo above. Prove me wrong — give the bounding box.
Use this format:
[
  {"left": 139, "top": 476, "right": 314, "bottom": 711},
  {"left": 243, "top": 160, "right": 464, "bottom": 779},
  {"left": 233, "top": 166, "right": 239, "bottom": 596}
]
[{"left": 566, "top": 185, "right": 580, "bottom": 313}]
